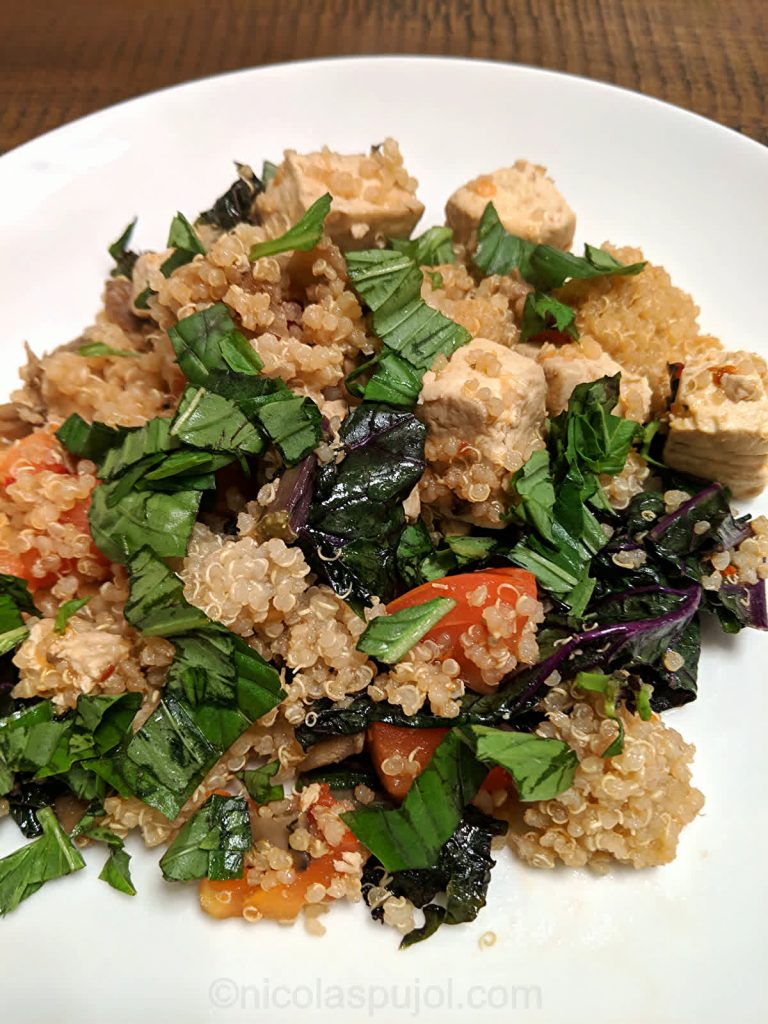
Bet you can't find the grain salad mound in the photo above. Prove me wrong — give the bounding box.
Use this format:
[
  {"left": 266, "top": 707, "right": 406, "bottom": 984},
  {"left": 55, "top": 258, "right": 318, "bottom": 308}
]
[
  {"left": 1, "top": 138, "right": 763, "bottom": 945},
  {"left": 509, "top": 681, "right": 705, "bottom": 872}
]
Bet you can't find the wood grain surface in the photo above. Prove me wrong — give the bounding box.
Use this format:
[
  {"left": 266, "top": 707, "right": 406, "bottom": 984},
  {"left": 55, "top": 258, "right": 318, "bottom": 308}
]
[{"left": 0, "top": 0, "right": 765, "bottom": 153}]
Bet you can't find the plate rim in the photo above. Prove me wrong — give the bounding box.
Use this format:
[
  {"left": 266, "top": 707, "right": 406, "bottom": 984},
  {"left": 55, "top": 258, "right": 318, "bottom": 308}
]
[{"left": 2, "top": 54, "right": 766, "bottom": 170}]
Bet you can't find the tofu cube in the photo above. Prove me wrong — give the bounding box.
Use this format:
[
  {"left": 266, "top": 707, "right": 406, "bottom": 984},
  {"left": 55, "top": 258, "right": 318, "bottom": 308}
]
[
  {"left": 445, "top": 160, "right": 576, "bottom": 252},
  {"left": 418, "top": 338, "right": 547, "bottom": 526},
  {"left": 537, "top": 338, "right": 652, "bottom": 423},
  {"left": 664, "top": 351, "right": 768, "bottom": 498},
  {"left": 256, "top": 138, "right": 424, "bottom": 250}
]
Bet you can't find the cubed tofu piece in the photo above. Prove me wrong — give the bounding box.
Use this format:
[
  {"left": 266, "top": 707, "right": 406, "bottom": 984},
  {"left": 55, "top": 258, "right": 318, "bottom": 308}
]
[
  {"left": 445, "top": 160, "right": 576, "bottom": 251},
  {"left": 537, "top": 337, "right": 652, "bottom": 423},
  {"left": 255, "top": 138, "right": 424, "bottom": 251},
  {"left": 418, "top": 338, "right": 547, "bottom": 527},
  {"left": 664, "top": 351, "right": 768, "bottom": 498}
]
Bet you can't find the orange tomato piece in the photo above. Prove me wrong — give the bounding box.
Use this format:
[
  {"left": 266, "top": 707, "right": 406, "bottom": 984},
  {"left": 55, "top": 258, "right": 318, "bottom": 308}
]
[
  {"left": 387, "top": 568, "right": 538, "bottom": 690},
  {"left": 199, "top": 784, "right": 361, "bottom": 922},
  {"left": 367, "top": 722, "right": 449, "bottom": 800},
  {"left": 0, "top": 428, "right": 69, "bottom": 485}
]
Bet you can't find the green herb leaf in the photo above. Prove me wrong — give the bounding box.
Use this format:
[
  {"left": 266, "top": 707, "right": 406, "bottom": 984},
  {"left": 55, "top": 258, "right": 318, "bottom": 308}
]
[
  {"left": 474, "top": 202, "right": 646, "bottom": 289},
  {"left": 219, "top": 333, "right": 263, "bottom": 376},
  {"left": 101, "top": 550, "right": 284, "bottom": 818},
  {"left": 0, "top": 806, "right": 85, "bottom": 916},
  {"left": 108, "top": 218, "right": 138, "bottom": 278},
  {"left": 342, "top": 730, "right": 487, "bottom": 871},
  {"left": 160, "top": 212, "right": 206, "bottom": 277},
  {"left": 574, "top": 672, "right": 624, "bottom": 757},
  {"left": 345, "top": 249, "right": 470, "bottom": 372},
  {"left": 360, "top": 350, "right": 424, "bottom": 408},
  {"left": 0, "top": 575, "right": 36, "bottom": 657},
  {"left": 56, "top": 414, "right": 127, "bottom": 462},
  {"left": 99, "top": 843, "right": 136, "bottom": 895},
  {"left": 467, "top": 725, "right": 578, "bottom": 799},
  {"left": 78, "top": 342, "right": 137, "bottom": 358},
  {"left": 237, "top": 760, "right": 283, "bottom": 804},
  {"left": 520, "top": 291, "right": 579, "bottom": 342},
  {"left": 389, "top": 226, "right": 455, "bottom": 266},
  {"left": 357, "top": 597, "right": 456, "bottom": 664},
  {"left": 249, "top": 193, "right": 332, "bottom": 261},
  {"left": 134, "top": 286, "right": 154, "bottom": 310},
  {"left": 364, "top": 806, "right": 507, "bottom": 947},
  {"left": 256, "top": 395, "right": 322, "bottom": 466},
  {"left": 170, "top": 386, "right": 264, "bottom": 456},
  {"left": 88, "top": 483, "right": 201, "bottom": 564},
  {"left": 53, "top": 597, "right": 91, "bottom": 635},
  {"left": 159, "top": 793, "right": 251, "bottom": 882}
]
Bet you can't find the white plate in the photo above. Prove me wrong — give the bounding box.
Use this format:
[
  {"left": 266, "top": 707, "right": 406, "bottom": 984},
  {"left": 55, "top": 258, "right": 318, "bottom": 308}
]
[{"left": 1, "top": 57, "right": 767, "bottom": 1024}]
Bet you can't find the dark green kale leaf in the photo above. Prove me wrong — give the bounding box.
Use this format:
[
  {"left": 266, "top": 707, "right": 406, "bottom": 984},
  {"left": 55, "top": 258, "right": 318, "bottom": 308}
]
[
  {"left": 363, "top": 807, "right": 506, "bottom": 948},
  {"left": 198, "top": 163, "right": 263, "bottom": 230},
  {"left": 303, "top": 403, "right": 426, "bottom": 606}
]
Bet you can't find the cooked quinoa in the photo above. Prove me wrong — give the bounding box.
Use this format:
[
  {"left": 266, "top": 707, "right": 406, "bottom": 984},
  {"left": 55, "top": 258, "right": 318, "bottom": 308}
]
[{"left": 1, "top": 138, "right": 764, "bottom": 945}]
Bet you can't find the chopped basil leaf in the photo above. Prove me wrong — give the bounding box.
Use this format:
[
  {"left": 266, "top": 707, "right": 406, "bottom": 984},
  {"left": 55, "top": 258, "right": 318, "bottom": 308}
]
[
  {"left": 219, "top": 333, "right": 263, "bottom": 376},
  {"left": 396, "top": 524, "right": 498, "bottom": 589},
  {"left": 249, "top": 193, "right": 332, "bottom": 261},
  {"left": 357, "top": 597, "right": 456, "bottom": 664},
  {"left": 520, "top": 291, "right": 579, "bottom": 342},
  {"left": 56, "top": 414, "right": 127, "bottom": 462},
  {"left": 506, "top": 375, "right": 641, "bottom": 613},
  {"left": 257, "top": 395, "right": 322, "bottom": 466},
  {"left": 361, "top": 350, "right": 424, "bottom": 408},
  {"left": 159, "top": 793, "right": 251, "bottom": 882},
  {"left": 88, "top": 483, "right": 202, "bottom": 563},
  {"left": 160, "top": 212, "right": 206, "bottom": 277},
  {"left": 574, "top": 672, "right": 625, "bottom": 757},
  {"left": 0, "top": 574, "right": 36, "bottom": 616},
  {"left": 78, "top": 342, "right": 137, "bottom": 358},
  {"left": 237, "top": 760, "right": 283, "bottom": 804},
  {"left": 467, "top": 726, "right": 578, "bottom": 799},
  {"left": 170, "top": 386, "right": 264, "bottom": 456},
  {"left": 198, "top": 163, "right": 263, "bottom": 231},
  {"left": 108, "top": 218, "right": 139, "bottom": 278},
  {"left": 346, "top": 249, "right": 471, "bottom": 371},
  {"left": 99, "top": 843, "right": 136, "bottom": 896},
  {"left": 474, "top": 202, "right": 646, "bottom": 289},
  {"left": 71, "top": 813, "right": 137, "bottom": 895},
  {"left": 53, "top": 597, "right": 91, "bottom": 635},
  {"left": 0, "top": 806, "right": 85, "bottom": 916},
  {"left": 0, "top": 574, "right": 36, "bottom": 657},
  {"left": 429, "top": 271, "right": 443, "bottom": 289},
  {"left": 342, "top": 730, "right": 487, "bottom": 872},
  {"left": 364, "top": 806, "right": 506, "bottom": 947},
  {"left": 134, "top": 286, "right": 154, "bottom": 310},
  {"left": 100, "top": 550, "right": 284, "bottom": 818},
  {"left": 389, "top": 225, "right": 455, "bottom": 266}
]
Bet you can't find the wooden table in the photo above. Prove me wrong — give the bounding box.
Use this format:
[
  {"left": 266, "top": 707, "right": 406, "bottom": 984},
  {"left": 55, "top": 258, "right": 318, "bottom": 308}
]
[{"left": 1, "top": 0, "right": 765, "bottom": 153}]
